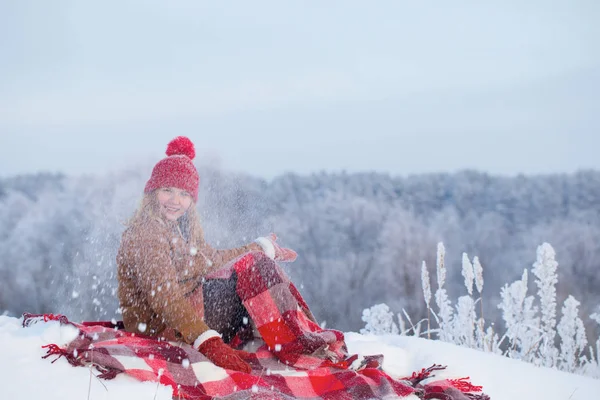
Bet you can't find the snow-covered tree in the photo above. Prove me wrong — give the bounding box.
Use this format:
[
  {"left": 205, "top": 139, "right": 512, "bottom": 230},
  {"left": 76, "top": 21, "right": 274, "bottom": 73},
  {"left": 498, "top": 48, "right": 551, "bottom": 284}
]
[
  {"left": 532, "top": 243, "right": 559, "bottom": 368},
  {"left": 360, "top": 303, "right": 399, "bottom": 335},
  {"left": 421, "top": 261, "right": 432, "bottom": 338},
  {"left": 434, "top": 243, "right": 454, "bottom": 342},
  {"left": 454, "top": 296, "right": 476, "bottom": 348},
  {"left": 497, "top": 269, "right": 539, "bottom": 361},
  {"left": 557, "top": 296, "right": 587, "bottom": 373},
  {"left": 461, "top": 253, "right": 474, "bottom": 296}
]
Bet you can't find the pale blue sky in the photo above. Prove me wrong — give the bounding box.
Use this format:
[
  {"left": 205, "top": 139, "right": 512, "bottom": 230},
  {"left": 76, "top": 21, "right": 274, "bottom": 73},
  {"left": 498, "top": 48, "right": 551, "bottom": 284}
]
[{"left": 1, "top": 1, "right": 599, "bottom": 179}]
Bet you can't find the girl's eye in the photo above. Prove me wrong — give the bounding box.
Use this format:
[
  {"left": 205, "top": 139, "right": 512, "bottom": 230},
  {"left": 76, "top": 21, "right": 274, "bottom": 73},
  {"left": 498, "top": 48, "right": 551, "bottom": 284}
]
[
  {"left": 182, "top": 192, "right": 190, "bottom": 197},
  {"left": 163, "top": 188, "right": 172, "bottom": 192}
]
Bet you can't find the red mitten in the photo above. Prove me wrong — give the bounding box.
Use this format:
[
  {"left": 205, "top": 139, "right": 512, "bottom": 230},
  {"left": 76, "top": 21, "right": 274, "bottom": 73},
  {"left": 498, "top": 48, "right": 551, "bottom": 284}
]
[
  {"left": 255, "top": 233, "right": 297, "bottom": 262},
  {"left": 194, "top": 331, "right": 252, "bottom": 373}
]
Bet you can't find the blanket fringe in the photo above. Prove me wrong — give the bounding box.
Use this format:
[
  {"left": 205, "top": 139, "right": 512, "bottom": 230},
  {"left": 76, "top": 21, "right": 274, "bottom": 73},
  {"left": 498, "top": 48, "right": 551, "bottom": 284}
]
[
  {"left": 403, "top": 364, "right": 447, "bottom": 386},
  {"left": 22, "top": 312, "right": 70, "bottom": 327},
  {"left": 41, "top": 343, "right": 122, "bottom": 380},
  {"left": 404, "top": 365, "right": 488, "bottom": 400},
  {"left": 41, "top": 344, "right": 83, "bottom": 367},
  {"left": 449, "top": 377, "right": 483, "bottom": 393}
]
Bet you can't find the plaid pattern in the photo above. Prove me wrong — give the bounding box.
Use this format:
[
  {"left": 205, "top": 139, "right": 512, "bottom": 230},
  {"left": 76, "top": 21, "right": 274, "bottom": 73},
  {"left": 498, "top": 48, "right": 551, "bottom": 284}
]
[
  {"left": 232, "top": 252, "right": 350, "bottom": 369},
  {"left": 25, "top": 252, "right": 489, "bottom": 399}
]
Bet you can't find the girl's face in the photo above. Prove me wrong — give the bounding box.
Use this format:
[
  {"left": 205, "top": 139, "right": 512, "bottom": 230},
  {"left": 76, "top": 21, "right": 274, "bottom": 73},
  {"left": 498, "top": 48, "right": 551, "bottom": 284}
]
[{"left": 156, "top": 187, "right": 193, "bottom": 221}]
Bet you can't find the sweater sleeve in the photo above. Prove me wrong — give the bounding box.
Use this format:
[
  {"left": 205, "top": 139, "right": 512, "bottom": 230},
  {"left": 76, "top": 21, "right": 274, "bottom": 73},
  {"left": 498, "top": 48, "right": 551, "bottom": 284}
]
[
  {"left": 131, "top": 229, "right": 211, "bottom": 344},
  {"left": 199, "top": 240, "right": 261, "bottom": 271},
  {"left": 192, "top": 226, "right": 262, "bottom": 273}
]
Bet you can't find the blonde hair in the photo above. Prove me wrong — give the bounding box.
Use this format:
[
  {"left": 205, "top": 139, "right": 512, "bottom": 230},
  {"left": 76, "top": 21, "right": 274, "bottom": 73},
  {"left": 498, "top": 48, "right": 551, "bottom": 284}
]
[{"left": 127, "top": 191, "right": 205, "bottom": 246}]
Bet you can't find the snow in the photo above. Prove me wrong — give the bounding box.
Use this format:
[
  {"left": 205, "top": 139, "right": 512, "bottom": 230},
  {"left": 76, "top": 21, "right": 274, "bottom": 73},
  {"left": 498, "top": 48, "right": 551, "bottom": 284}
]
[
  {"left": 347, "top": 332, "right": 600, "bottom": 399},
  {"left": 1, "top": 316, "right": 598, "bottom": 399}
]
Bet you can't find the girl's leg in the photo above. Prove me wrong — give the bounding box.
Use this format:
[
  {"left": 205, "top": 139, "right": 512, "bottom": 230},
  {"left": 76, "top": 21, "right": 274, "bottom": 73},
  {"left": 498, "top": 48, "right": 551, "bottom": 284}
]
[{"left": 202, "top": 274, "right": 251, "bottom": 344}]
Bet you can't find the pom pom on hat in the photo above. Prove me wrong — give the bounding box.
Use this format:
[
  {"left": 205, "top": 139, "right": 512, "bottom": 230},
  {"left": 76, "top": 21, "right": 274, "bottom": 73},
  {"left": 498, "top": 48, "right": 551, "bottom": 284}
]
[
  {"left": 166, "top": 136, "right": 196, "bottom": 160},
  {"left": 144, "top": 136, "right": 200, "bottom": 202}
]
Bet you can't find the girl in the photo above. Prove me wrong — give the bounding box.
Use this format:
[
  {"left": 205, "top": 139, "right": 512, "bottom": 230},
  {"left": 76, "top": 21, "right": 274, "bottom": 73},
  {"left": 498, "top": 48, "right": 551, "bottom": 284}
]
[{"left": 116, "top": 136, "right": 328, "bottom": 373}]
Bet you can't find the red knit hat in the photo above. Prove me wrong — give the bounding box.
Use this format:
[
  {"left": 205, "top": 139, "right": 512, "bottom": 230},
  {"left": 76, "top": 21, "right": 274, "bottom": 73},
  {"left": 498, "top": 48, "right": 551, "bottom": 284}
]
[{"left": 144, "top": 136, "right": 199, "bottom": 202}]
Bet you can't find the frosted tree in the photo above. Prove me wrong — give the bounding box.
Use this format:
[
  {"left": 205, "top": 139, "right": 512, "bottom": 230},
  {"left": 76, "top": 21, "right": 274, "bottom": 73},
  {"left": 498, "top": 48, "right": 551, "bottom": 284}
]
[
  {"left": 557, "top": 296, "right": 587, "bottom": 374},
  {"left": 498, "top": 269, "right": 539, "bottom": 361},
  {"left": 473, "top": 256, "right": 484, "bottom": 303},
  {"left": 454, "top": 253, "right": 476, "bottom": 347},
  {"left": 472, "top": 256, "right": 486, "bottom": 350},
  {"left": 421, "top": 261, "right": 432, "bottom": 339},
  {"left": 532, "top": 243, "right": 559, "bottom": 368},
  {"left": 360, "top": 304, "right": 399, "bottom": 335},
  {"left": 455, "top": 296, "right": 476, "bottom": 348},
  {"left": 461, "top": 253, "right": 474, "bottom": 296},
  {"left": 434, "top": 243, "right": 454, "bottom": 342}
]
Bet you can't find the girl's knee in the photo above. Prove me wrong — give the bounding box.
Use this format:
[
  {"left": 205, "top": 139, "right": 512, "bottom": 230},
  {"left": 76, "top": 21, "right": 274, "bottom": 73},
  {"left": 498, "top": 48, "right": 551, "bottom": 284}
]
[
  {"left": 235, "top": 252, "right": 286, "bottom": 289},
  {"left": 240, "top": 251, "right": 278, "bottom": 272}
]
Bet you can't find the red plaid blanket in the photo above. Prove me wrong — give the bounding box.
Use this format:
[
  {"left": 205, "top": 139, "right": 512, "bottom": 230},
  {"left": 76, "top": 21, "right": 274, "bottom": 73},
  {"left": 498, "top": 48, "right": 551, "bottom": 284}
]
[
  {"left": 25, "top": 253, "right": 489, "bottom": 399},
  {"left": 230, "top": 252, "right": 350, "bottom": 369}
]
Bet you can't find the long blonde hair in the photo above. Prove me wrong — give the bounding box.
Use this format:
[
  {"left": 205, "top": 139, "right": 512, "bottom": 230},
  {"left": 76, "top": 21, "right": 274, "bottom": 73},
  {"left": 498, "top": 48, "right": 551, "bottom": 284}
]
[{"left": 127, "top": 191, "right": 205, "bottom": 246}]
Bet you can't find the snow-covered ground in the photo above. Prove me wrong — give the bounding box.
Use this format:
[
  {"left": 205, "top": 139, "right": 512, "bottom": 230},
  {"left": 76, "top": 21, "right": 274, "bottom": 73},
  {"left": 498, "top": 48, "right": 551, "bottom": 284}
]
[{"left": 0, "top": 315, "right": 598, "bottom": 399}]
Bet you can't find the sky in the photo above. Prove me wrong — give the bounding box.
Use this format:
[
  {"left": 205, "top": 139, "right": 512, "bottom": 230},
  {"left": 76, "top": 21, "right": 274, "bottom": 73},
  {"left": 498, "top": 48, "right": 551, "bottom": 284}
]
[
  {"left": 1, "top": 315, "right": 599, "bottom": 399},
  {"left": 1, "top": 1, "right": 599, "bottom": 179}
]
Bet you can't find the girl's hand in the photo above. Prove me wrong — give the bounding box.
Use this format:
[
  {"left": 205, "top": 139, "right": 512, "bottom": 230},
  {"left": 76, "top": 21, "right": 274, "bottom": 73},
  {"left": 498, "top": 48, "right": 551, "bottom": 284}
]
[{"left": 255, "top": 234, "right": 297, "bottom": 262}]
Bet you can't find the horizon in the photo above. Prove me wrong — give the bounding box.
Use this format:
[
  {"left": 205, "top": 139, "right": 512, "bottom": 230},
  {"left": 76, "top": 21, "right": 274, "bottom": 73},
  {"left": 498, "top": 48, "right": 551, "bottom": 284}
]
[
  {"left": 3, "top": 165, "right": 600, "bottom": 183},
  {"left": 2, "top": 163, "right": 599, "bottom": 182}
]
